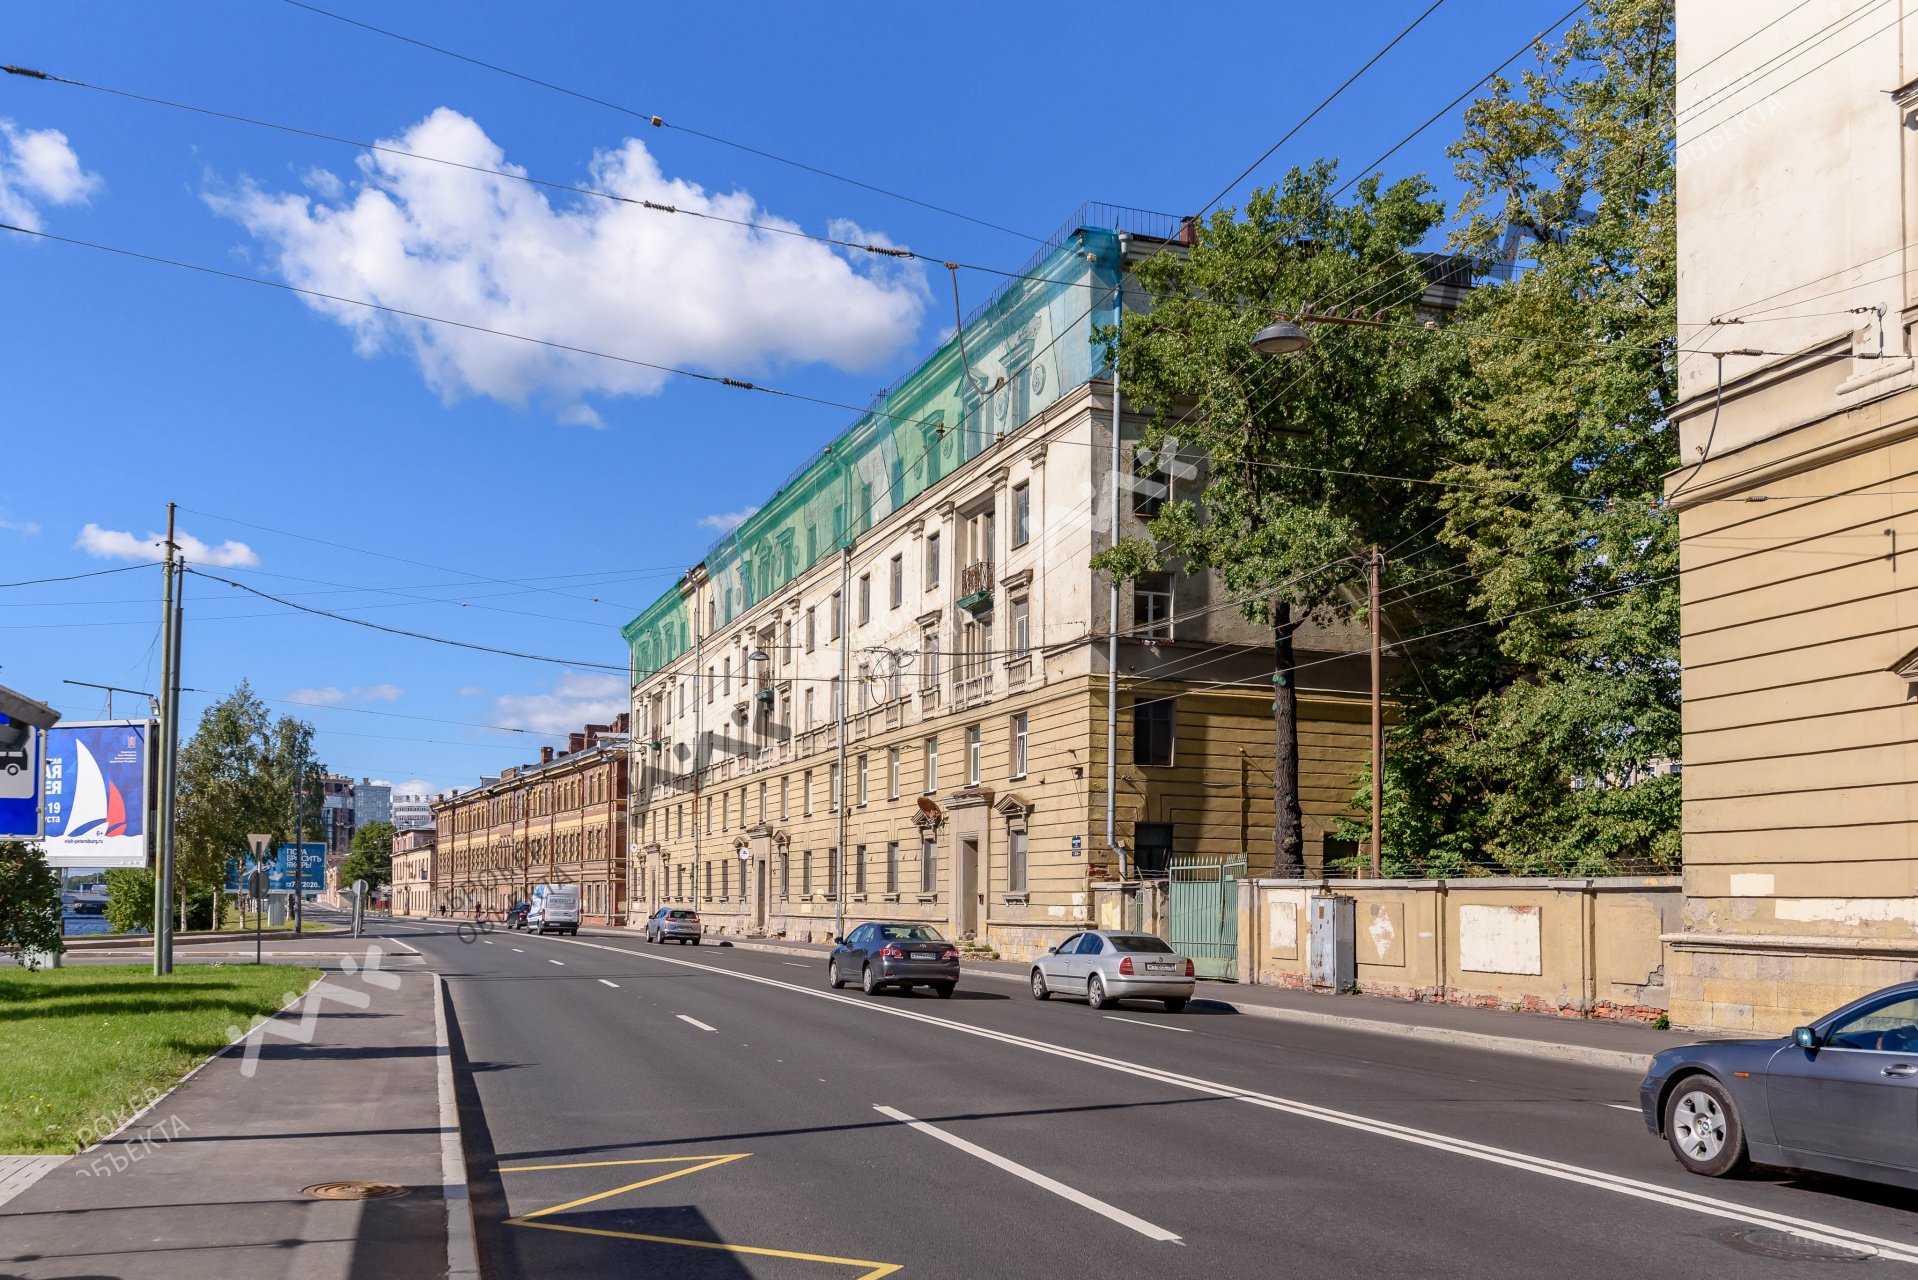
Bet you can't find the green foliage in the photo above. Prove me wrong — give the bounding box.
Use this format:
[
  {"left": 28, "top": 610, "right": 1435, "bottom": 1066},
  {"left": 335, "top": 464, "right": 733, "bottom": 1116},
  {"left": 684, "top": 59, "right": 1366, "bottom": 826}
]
[
  {"left": 0, "top": 840, "right": 62, "bottom": 965},
  {"left": 340, "top": 820, "right": 395, "bottom": 891},
  {"left": 175, "top": 681, "right": 326, "bottom": 900},
  {"left": 1343, "top": 0, "right": 1679, "bottom": 874},
  {"left": 103, "top": 866, "right": 155, "bottom": 934}
]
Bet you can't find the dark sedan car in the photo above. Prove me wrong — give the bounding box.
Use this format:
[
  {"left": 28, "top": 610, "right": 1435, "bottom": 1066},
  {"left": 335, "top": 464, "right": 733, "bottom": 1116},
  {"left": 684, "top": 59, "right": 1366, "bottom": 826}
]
[
  {"left": 1639, "top": 980, "right": 1918, "bottom": 1190},
  {"left": 828, "top": 922, "right": 959, "bottom": 998}
]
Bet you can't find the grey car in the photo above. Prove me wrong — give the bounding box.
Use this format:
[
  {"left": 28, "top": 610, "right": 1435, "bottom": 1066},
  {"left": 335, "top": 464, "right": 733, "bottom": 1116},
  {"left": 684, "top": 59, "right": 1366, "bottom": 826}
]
[
  {"left": 1029, "top": 930, "right": 1195, "bottom": 1012},
  {"left": 644, "top": 907, "right": 703, "bottom": 944},
  {"left": 828, "top": 922, "right": 959, "bottom": 997},
  {"left": 1639, "top": 980, "right": 1918, "bottom": 1189}
]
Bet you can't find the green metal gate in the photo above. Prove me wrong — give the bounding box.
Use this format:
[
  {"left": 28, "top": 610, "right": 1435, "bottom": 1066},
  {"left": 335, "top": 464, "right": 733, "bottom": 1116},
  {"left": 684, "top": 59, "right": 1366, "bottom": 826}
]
[{"left": 1167, "top": 854, "right": 1245, "bottom": 980}]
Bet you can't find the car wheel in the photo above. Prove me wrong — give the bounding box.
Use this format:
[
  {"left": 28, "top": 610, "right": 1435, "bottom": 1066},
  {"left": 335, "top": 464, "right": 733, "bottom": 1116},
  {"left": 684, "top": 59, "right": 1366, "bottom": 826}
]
[
  {"left": 1030, "top": 969, "right": 1050, "bottom": 1001},
  {"left": 692, "top": 937, "right": 701, "bottom": 945},
  {"left": 1087, "top": 976, "right": 1110, "bottom": 1010},
  {"left": 933, "top": 983, "right": 955, "bottom": 999},
  {"left": 1163, "top": 997, "right": 1188, "bottom": 1013},
  {"left": 1664, "top": 1076, "right": 1749, "bottom": 1178},
  {"left": 829, "top": 959, "right": 845, "bottom": 989},
  {"left": 862, "top": 964, "right": 879, "bottom": 995}
]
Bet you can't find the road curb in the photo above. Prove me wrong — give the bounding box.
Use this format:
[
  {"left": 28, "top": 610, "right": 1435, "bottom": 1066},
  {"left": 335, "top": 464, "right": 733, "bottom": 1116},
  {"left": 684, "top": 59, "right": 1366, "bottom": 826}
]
[
  {"left": 432, "top": 972, "right": 481, "bottom": 1280},
  {"left": 722, "top": 938, "right": 1652, "bottom": 1072}
]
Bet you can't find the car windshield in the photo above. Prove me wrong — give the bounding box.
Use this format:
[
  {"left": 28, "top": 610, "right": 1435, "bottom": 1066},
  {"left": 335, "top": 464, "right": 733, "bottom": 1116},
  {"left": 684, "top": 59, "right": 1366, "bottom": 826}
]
[
  {"left": 1108, "top": 935, "right": 1176, "bottom": 953},
  {"left": 877, "top": 925, "right": 946, "bottom": 942}
]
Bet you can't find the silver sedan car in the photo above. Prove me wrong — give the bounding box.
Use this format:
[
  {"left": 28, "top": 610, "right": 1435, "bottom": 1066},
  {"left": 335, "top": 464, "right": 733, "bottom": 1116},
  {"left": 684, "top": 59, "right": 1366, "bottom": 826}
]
[{"left": 1030, "top": 930, "right": 1195, "bottom": 1012}]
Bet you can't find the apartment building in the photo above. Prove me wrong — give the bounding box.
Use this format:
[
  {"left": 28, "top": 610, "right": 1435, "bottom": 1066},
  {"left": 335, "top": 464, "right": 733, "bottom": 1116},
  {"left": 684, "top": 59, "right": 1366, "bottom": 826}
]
[
  {"left": 390, "top": 825, "right": 436, "bottom": 918},
  {"left": 430, "top": 718, "right": 630, "bottom": 924},
  {"left": 621, "top": 208, "right": 1373, "bottom": 960},
  {"left": 1671, "top": 5, "right": 1918, "bottom": 1030}
]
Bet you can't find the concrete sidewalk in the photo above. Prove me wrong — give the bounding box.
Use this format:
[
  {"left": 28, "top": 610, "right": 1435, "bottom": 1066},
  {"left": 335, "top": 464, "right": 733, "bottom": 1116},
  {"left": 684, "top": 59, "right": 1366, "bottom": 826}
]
[
  {"left": 697, "top": 932, "right": 1701, "bottom": 1072},
  {"left": 0, "top": 945, "right": 474, "bottom": 1280}
]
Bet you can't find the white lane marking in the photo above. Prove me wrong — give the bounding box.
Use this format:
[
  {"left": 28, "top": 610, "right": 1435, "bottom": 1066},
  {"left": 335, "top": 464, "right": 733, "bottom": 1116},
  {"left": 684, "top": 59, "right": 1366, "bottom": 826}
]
[
  {"left": 783, "top": 962, "right": 809, "bottom": 968},
  {"left": 548, "top": 960, "right": 565, "bottom": 966},
  {"left": 677, "top": 1014, "right": 717, "bottom": 1032},
  {"left": 544, "top": 933, "right": 1918, "bottom": 1265},
  {"left": 483, "top": 940, "right": 494, "bottom": 945},
  {"left": 1106, "top": 1015, "right": 1192, "bottom": 1034},
  {"left": 599, "top": 979, "right": 620, "bottom": 989},
  {"left": 511, "top": 948, "right": 524, "bottom": 953},
  {"left": 1607, "top": 1104, "right": 1639, "bottom": 1112},
  {"left": 875, "top": 1105, "right": 1179, "bottom": 1242}
]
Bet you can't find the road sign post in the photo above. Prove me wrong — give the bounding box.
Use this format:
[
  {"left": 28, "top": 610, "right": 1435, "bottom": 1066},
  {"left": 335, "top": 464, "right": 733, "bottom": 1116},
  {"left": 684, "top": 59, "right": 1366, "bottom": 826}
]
[{"left": 352, "top": 878, "right": 368, "bottom": 939}]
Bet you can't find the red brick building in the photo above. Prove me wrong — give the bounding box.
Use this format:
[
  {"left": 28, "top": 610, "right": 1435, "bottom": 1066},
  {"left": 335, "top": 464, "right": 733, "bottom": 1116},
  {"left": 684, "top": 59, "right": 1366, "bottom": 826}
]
[{"left": 432, "top": 716, "right": 630, "bottom": 925}]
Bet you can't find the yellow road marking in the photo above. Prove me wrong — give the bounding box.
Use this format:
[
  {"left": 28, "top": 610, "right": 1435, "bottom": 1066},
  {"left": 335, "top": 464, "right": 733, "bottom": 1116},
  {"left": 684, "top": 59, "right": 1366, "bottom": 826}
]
[
  {"left": 500, "top": 1151, "right": 901, "bottom": 1278},
  {"left": 507, "top": 1217, "right": 902, "bottom": 1279}
]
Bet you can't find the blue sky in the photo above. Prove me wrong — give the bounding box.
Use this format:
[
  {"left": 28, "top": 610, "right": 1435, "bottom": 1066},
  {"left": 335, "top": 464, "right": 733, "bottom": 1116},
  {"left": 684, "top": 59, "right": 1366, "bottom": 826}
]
[{"left": 0, "top": 0, "right": 1558, "bottom": 795}]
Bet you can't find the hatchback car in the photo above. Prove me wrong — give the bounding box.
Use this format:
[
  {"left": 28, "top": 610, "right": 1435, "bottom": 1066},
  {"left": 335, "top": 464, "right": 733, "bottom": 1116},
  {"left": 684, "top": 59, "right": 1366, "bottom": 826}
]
[
  {"left": 1030, "top": 930, "right": 1195, "bottom": 1011},
  {"left": 829, "top": 922, "right": 959, "bottom": 997},
  {"left": 1639, "top": 980, "right": 1918, "bottom": 1189},
  {"left": 645, "top": 907, "right": 703, "bottom": 944}
]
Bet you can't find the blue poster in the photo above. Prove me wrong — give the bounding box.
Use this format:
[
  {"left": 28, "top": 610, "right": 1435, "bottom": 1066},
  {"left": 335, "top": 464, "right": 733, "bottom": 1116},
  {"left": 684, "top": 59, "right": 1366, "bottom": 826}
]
[
  {"left": 42, "top": 721, "right": 148, "bottom": 868},
  {"left": 226, "top": 842, "right": 326, "bottom": 893}
]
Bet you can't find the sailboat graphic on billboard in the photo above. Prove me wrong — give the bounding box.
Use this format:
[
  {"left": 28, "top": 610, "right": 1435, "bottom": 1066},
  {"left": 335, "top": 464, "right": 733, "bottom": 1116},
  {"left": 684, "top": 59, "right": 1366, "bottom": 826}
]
[{"left": 42, "top": 721, "right": 147, "bottom": 867}]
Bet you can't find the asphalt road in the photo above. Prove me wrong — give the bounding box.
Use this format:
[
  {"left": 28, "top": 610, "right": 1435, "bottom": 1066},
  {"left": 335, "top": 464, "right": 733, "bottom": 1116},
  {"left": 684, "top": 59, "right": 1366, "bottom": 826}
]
[{"left": 365, "top": 917, "right": 1918, "bottom": 1278}]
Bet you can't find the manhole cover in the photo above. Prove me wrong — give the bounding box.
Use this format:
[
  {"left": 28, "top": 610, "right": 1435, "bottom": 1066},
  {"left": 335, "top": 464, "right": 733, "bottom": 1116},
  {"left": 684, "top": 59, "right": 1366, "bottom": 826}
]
[
  {"left": 1718, "top": 1227, "right": 1876, "bottom": 1263},
  {"left": 302, "top": 1180, "right": 409, "bottom": 1200}
]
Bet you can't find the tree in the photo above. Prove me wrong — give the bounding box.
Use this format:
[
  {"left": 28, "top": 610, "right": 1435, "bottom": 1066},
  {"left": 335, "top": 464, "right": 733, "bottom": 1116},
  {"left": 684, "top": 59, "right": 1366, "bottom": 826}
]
[
  {"left": 1096, "top": 164, "right": 1460, "bottom": 874},
  {"left": 339, "top": 820, "right": 394, "bottom": 893},
  {"left": 174, "top": 681, "right": 326, "bottom": 926},
  {"left": 1357, "top": 0, "right": 1678, "bottom": 873},
  {"left": 0, "top": 840, "right": 62, "bottom": 966},
  {"left": 103, "top": 866, "right": 154, "bottom": 935}
]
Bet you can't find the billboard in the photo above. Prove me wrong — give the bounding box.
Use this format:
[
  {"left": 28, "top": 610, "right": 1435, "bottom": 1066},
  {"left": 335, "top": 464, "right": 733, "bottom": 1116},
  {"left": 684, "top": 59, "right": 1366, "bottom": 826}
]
[
  {"left": 42, "top": 721, "right": 150, "bottom": 868},
  {"left": 225, "top": 842, "right": 326, "bottom": 894},
  {"left": 0, "top": 718, "right": 40, "bottom": 838}
]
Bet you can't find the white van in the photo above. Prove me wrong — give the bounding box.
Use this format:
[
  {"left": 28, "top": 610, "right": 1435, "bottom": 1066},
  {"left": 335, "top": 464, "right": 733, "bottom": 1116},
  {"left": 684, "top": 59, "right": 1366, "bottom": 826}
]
[{"left": 528, "top": 884, "right": 580, "bottom": 936}]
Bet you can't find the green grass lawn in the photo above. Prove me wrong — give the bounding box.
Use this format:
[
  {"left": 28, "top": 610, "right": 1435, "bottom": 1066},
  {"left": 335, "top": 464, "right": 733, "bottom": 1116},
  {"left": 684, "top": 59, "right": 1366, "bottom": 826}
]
[{"left": 0, "top": 963, "right": 321, "bottom": 1155}]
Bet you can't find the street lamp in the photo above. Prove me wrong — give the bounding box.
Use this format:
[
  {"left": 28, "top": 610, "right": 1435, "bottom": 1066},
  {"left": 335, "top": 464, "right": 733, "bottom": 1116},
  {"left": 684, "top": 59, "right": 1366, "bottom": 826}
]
[{"left": 1251, "top": 312, "right": 1383, "bottom": 880}]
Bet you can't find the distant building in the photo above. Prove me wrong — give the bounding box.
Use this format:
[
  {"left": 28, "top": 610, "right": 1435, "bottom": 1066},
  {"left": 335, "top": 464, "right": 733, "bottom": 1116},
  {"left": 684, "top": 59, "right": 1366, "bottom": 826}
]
[
  {"left": 392, "top": 787, "right": 434, "bottom": 831},
  {"left": 390, "top": 826, "right": 436, "bottom": 918},
  {"left": 320, "top": 774, "right": 354, "bottom": 863},
  {"left": 431, "top": 717, "right": 629, "bottom": 925},
  {"left": 356, "top": 778, "right": 392, "bottom": 828}
]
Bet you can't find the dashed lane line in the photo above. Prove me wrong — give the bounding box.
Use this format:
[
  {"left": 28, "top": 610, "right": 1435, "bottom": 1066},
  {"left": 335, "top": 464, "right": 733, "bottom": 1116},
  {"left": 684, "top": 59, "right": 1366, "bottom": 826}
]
[
  {"left": 1104, "top": 1015, "right": 1192, "bottom": 1034},
  {"left": 599, "top": 979, "right": 620, "bottom": 989},
  {"left": 677, "top": 1014, "right": 718, "bottom": 1032}
]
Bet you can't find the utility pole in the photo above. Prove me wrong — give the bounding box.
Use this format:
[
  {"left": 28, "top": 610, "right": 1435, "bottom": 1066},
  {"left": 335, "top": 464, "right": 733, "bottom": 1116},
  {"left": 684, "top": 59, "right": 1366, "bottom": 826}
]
[
  {"left": 1368, "top": 546, "right": 1384, "bottom": 879},
  {"left": 164, "top": 559, "right": 184, "bottom": 937},
  {"left": 152, "top": 504, "right": 179, "bottom": 975},
  {"left": 292, "top": 732, "right": 305, "bottom": 934},
  {"left": 835, "top": 545, "right": 850, "bottom": 943}
]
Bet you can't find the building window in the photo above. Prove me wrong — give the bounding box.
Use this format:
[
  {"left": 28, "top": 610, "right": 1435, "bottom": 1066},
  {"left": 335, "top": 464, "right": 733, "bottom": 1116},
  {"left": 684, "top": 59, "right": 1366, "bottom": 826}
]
[
  {"left": 805, "top": 608, "right": 816, "bottom": 651},
  {"left": 1010, "top": 596, "right": 1030, "bottom": 658},
  {"left": 708, "top": 666, "right": 716, "bottom": 702},
  {"left": 783, "top": 619, "right": 793, "bottom": 662},
  {"left": 858, "top": 574, "right": 871, "bottom": 625},
  {"left": 758, "top": 780, "right": 767, "bottom": 824},
  {"left": 926, "top": 531, "right": 941, "bottom": 590},
  {"left": 1012, "top": 481, "right": 1030, "bottom": 547},
  {"left": 857, "top": 754, "right": 869, "bottom": 806},
  {"left": 723, "top": 656, "right": 732, "bottom": 696},
  {"left": 1008, "top": 825, "right": 1028, "bottom": 893},
  {"left": 804, "top": 768, "right": 814, "bottom": 815},
  {"left": 1132, "top": 454, "right": 1168, "bottom": 518},
  {"left": 1135, "top": 574, "right": 1174, "bottom": 641},
  {"left": 922, "top": 632, "right": 941, "bottom": 690},
  {"left": 804, "top": 687, "right": 815, "bottom": 729},
  {"left": 1134, "top": 697, "right": 1175, "bottom": 767},
  {"left": 830, "top": 591, "right": 842, "bottom": 640},
  {"left": 966, "top": 724, "right": 982, "bottom": 784},
  {"left": 887, "top": 747, "right": 901, "bottom": 800},
  {"left": 888, "top": 554, "right": 904, "bottom": 609},
  {"left": 830, "top": 762, "right": 841, "bottom": 811},
  {"left": 705, "top": 795, "right": 713, "bottom": 832},
  {"left": 703, "top": 861, "right": 712, "bottom": 897},
  {"left": 827, "top": 846, "right": 840, "bottom": 899},
  {"left": 803, "top": 850, "right": 813, "bottom": 896},
  {"left": 924, "top": 736, "right": 939, "bottom": 793},
  {"left": 1011, "top": 713, "right": 1028, "bottom": 778},
  {"left": 780, "top": 851, "right": 791, "bottom": 897},
  {"left": 1134, "top": 823, "right": 1174, "bottom": 877},
  {"left": 885, "top": 841, "right": 900, "bottom": 894},
  {"left": 855, "top": 844, "right": 867, "bottom": 895},
  {"left": 920, "top": 837, "right": 937, "bottom": 894},
  {"left": 721, "top": 859, "right": 730, "bottom": 899},
  {"left": 780, "top": 775, "right": 790, "bottom": 820}
]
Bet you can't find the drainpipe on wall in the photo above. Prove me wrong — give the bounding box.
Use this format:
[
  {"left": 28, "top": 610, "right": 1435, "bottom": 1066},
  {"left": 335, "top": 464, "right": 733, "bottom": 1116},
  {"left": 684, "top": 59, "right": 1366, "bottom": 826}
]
[
  {"left": 1105, "top": 238, "right": 1127, "bottom": 888},
  {"left": 693, "top": 614, "right": 703, "bottom": 912},
  {"left": 835, "top": 544, "right": 851, "bottom": 944}
]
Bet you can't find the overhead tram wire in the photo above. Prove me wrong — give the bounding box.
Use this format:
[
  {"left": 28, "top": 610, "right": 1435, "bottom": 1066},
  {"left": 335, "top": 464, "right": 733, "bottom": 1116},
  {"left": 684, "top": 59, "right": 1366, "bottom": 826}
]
[
  {"left": 0, "top": 564, "right": 149, "bottom": 589},
  {"left": 278, "top": 0, "right": 1045, "bottom": 246},
  {"left": 0, "top": 65, "right": 1101, "bottom": 295}
]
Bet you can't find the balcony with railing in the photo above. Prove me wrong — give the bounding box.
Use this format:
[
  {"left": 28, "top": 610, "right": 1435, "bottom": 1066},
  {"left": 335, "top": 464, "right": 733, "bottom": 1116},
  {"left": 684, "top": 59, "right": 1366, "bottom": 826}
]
[{"left": 957, "top": 560, "right": 994, "bottom": 614}]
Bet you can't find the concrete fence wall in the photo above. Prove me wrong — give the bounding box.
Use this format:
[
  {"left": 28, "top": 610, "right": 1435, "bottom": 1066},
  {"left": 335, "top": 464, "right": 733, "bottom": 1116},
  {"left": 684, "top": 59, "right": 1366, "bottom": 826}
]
[{"left": 1239, "top": 877, "right": 1682, "bottom": 1022}]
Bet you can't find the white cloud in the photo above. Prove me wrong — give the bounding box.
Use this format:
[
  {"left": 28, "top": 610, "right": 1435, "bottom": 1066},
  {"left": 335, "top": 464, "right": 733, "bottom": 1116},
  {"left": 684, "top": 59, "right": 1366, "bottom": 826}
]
[
  {"left": 556, "top": 403, "right": 603, "bottom": 429},
  {"left": 456, "top": 685, "right": 487, "bottom": 698},
  {"left": 0, "top": 120, "right": 101, "bottom": 233},
  {"left": 697, "top": 505, "right": 760, "bottom": 534},
  {"left": 207, "top": 109, "right": 927, "bottom": 416},
  {"left": 0, "top": 510, "right": 38, "bottom": 536},
  {"left": 76, "top": 522, "right": 259, "bottom": 567},
  {"left": 284, "top": 684, "right": 404, "bottom": 706},
  {"left": 495, "top": 672, "right": 626, "bottom": 735},
  {"left": 393, "top": 778, "right": 435, "bottom": 797}
]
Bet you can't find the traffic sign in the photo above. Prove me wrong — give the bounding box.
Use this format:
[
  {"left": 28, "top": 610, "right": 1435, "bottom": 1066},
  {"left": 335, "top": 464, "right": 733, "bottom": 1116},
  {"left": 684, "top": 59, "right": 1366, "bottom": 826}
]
[
  {"left": 245, "top": 869, "right": 268, "bottom": 898},
  {"left": 352, "top": 878, "right": 368, "bottom": 896},
  {"left": 247, "top": 832, "right": 271, "bottom": 859}
]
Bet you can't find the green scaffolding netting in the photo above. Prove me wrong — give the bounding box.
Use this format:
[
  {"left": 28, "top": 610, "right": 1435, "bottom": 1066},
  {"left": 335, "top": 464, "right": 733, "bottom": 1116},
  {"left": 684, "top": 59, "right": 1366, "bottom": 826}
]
[{"left": 622, "top": 223, "right": 1129, "bottom": 681}]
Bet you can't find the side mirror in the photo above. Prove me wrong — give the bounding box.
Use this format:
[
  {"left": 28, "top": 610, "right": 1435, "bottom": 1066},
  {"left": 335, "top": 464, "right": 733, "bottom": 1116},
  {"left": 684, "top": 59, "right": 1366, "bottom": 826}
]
[
  {"left": 1047, "top": 944, "right": 1060, "bottom": 954},
  {"left": 833, "top": 935, "right": 844, "bottom": 945},
  {"left": 1793, "top": 1025, "right": 1820, "bottom": 1051}
]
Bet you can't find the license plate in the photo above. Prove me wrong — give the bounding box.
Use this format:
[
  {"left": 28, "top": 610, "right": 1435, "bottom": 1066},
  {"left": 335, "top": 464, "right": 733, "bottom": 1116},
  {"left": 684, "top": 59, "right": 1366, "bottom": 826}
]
[
  {"left": 911, "top": 952, "right": 937, "bottom": 961},
  {"left": 1146, "top": 962, "right": 1175, "bottom": 971}
]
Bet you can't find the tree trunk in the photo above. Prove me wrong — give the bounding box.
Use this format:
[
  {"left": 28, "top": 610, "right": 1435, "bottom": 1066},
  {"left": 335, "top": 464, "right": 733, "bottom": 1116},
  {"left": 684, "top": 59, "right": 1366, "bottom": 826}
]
[{"left": 1273, "top": 601, "right": 1305, "bottom": 876}]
